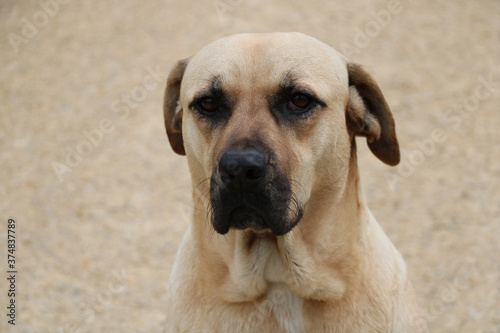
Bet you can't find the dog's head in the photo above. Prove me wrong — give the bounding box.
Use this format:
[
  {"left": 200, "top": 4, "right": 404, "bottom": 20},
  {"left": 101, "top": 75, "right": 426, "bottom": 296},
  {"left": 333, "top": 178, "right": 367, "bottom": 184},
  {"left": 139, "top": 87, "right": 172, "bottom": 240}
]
[{"left": 163, "top": 33, "right": 399, "bottom": 236}]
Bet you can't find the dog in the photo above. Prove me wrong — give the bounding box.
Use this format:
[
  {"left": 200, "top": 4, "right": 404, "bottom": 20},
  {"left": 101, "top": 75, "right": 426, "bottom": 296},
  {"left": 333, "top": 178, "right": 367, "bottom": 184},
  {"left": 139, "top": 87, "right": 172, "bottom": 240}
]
[{"left": 162, "top": 32, "right": 427, "bottom": 333}]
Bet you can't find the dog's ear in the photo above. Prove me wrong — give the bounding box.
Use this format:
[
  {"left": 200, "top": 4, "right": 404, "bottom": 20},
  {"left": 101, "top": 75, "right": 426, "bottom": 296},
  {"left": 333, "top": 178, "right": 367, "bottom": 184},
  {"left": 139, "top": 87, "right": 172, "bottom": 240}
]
[
  {"left": 163, "top": 58, "right": 190, "bottom": 156},
  {"left": 346, "top": 62, "right": 400, "bottom": 166}
]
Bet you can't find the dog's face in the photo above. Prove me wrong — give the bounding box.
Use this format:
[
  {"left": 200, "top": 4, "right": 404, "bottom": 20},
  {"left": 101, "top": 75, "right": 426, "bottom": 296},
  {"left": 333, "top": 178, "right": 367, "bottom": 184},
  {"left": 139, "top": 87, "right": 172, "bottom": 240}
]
[{"left": 164, "top": 33, "right": 399, "bottom": 236}]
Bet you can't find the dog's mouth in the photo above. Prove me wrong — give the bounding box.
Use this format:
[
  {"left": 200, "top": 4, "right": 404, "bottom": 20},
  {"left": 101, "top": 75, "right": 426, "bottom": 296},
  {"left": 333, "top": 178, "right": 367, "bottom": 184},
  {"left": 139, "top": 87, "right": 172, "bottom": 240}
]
[
  {"left": 228, "top": 206, "right": 268, "bottom": 232},
  {"left": 208, "top": 144, "right": 303, "bottom": 236},
  {"left": 210, "top": 198, "right": 303, "bottom": 236}
]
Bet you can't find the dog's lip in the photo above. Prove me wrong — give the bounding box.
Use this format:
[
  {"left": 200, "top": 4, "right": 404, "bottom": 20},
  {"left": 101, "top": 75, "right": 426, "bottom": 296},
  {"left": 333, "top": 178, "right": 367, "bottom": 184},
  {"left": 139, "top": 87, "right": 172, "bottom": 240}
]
[
  {"left": 211, "top": 205, "right": 264, "bottom": 235},
  {"left": 226, "top": 205, "right": 302, "bottom": 236},
  {"left": 212, "top": 205, "right": 302, "bottom": 236},
  {"left": 228, "top": 206, "right": 269, "bottom": 230}
]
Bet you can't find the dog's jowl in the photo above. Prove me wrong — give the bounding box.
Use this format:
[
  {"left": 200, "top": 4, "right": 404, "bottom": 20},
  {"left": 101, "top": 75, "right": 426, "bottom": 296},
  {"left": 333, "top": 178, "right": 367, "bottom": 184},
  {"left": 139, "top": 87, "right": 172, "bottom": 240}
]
[{"left": 162, "top": 32, "right": 427, "bottom": 333}]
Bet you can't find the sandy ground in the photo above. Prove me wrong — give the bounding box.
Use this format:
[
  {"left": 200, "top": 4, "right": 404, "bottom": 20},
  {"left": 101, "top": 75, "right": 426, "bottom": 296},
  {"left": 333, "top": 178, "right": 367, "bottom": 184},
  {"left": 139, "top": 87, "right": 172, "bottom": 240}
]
[{"left": 0, "top": 0, "right": 499, "bottom": 332}]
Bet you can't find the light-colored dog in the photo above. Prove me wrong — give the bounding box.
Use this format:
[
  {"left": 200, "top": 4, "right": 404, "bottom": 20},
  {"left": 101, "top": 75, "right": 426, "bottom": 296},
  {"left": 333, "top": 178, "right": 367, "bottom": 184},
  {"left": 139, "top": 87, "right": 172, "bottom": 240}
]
[{"left": 163, "top": 32, "right": 426, "bottom": 333}]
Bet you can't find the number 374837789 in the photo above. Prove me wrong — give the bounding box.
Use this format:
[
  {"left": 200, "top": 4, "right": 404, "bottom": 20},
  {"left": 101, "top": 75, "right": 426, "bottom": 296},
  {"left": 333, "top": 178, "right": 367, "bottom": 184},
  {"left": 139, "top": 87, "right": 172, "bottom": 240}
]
[{"left": 7, "top": 218, "right": 16, "bottom": 270}]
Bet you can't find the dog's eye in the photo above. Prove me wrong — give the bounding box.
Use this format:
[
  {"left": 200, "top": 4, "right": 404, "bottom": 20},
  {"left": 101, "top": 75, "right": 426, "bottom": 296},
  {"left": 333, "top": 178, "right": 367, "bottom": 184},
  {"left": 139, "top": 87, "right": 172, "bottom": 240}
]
[
  {"left": 198, "top": 97, "right": 217, "bottom": 112},
  {"left": 287, "top": 94, "right": 310, "bottom": 112}
]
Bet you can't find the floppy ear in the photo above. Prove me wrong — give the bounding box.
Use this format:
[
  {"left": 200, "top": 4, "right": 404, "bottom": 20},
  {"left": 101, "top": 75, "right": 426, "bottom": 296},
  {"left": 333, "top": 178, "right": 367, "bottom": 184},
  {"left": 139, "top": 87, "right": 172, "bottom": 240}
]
[
  {"left": 346, "top": 62, "right": 400, "bottom": 166},
  {"left": 163, "top": 58, "right": 190, "bottom": 156}
]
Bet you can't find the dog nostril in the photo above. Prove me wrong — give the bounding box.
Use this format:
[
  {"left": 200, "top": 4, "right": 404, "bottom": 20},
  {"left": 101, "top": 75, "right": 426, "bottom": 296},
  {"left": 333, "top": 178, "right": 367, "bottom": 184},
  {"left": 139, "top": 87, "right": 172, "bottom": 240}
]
[
  {"left": 220, "top": 170, "right": 234, "bottom": 185},
  {"left": 246, "top": 167, "right": 264, "bottom": 181}
]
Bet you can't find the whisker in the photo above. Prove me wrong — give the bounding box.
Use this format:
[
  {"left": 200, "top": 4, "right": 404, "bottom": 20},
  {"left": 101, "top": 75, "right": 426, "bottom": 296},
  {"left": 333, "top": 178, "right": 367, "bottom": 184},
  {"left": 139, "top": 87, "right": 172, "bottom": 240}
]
[
  {"left": 195, "top": 176, "right": 211, "bottom": 188},
  {"left": 288, "top": 178, "right": 307, "bottom": 200},
  {"left": 190, "top": 175, "right": 219, "bottom": 239}
]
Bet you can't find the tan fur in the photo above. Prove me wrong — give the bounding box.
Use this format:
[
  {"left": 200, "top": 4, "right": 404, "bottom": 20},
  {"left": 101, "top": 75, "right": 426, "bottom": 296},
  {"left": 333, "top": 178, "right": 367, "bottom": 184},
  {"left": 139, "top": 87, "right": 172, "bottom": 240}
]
[{"left": 163, "top": 32, "right": 427, "bottom": 333}]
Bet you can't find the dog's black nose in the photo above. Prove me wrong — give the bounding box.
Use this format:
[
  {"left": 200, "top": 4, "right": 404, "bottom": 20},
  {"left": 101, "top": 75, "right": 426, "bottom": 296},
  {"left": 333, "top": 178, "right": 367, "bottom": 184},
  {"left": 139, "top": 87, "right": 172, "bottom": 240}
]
[{"left": 218, "top": 149, "right": 267, "bottom": 191}]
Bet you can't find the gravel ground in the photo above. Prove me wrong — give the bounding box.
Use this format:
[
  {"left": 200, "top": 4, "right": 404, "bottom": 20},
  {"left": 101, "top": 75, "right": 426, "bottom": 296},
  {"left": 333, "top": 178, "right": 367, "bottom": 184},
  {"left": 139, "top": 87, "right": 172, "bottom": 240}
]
[{"left": 1, "top": 0, "right": 499, "bottom": 332}]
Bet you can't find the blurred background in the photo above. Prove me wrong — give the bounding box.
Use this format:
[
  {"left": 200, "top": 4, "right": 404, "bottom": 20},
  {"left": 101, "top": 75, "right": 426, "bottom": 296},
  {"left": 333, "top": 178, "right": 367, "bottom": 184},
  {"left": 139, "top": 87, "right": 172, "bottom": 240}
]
[{"left": 1, "top": 0, "right": 499, "bottom": 332}]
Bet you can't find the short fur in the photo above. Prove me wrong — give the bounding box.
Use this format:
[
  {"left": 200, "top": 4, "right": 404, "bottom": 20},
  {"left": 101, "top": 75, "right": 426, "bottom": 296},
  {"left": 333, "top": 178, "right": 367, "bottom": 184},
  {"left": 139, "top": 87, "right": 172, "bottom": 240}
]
[{"left": 162, "top": 32, "right": 427, "bottom": 333}]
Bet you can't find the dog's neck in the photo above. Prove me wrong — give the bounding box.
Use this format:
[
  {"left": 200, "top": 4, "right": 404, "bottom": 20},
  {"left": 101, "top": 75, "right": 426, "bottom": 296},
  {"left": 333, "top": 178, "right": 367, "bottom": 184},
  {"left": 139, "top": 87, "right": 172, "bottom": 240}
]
[{"left": 191, "top": 148, "right": 373, "bottom": 304}]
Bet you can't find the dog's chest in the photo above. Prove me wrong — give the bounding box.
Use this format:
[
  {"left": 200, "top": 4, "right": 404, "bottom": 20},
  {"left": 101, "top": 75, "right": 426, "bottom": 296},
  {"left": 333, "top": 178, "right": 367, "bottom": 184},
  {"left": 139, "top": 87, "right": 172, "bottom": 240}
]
[
  {"left": 256, "top": 241, "right": 304, "bottom": 332},
  {"left": 256, "top": 283, "right": 304, "bottom": 333}
]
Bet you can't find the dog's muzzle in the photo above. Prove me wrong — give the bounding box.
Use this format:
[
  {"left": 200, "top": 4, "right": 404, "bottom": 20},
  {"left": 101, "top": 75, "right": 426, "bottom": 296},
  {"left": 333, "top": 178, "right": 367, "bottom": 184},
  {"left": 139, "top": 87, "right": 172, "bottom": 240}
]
[{"left": 209, "top": 147, "right": 303, "bottom": 236}]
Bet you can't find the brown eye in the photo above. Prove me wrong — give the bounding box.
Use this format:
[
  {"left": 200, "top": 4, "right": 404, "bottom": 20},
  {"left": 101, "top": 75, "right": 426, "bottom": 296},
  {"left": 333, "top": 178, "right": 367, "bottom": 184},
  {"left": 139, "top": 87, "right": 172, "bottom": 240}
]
[
  {"left": 199, "top": 97, "right": 217, "bottom": 112},
  {"left": 287, "top": 94, "right": 310, "bottom": 111}
]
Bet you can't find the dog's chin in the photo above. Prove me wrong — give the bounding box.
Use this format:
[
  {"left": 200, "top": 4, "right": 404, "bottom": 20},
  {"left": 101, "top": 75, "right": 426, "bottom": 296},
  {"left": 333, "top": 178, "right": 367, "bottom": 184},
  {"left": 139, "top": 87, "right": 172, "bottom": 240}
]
[
  {"left": 211, "top": 205, "right": 303, "bottom": 236},
  {"left": 228, "top": 207, "right": 269, "bottom": 232}
]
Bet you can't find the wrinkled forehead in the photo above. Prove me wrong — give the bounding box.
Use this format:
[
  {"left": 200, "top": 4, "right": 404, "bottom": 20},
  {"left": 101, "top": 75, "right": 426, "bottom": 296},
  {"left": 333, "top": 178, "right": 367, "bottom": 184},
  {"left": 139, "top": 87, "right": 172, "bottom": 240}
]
[{"left": 181, "top": 33, "right": 349, "bottom": 101}]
